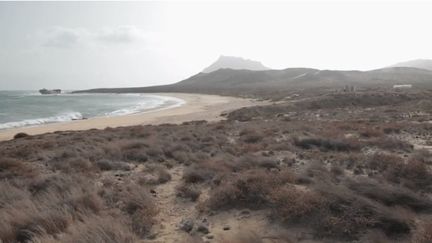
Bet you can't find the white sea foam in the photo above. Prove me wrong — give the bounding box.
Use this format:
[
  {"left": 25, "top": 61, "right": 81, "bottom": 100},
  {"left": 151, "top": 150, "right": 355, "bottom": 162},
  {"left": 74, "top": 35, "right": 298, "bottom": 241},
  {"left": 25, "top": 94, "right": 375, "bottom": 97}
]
[
  {"left": 106, "top": 95, "right": 185, "bottom": 116},
  {"left": 0, "top": 112, "right": 83, "bottom": 130}
]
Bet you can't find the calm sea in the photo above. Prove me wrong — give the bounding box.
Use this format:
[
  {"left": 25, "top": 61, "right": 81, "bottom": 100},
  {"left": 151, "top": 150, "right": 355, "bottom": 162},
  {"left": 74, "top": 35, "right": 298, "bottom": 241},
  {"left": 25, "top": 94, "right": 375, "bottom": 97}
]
[{"left": 0, "top": 91, "right": 184, "bottom": 130}]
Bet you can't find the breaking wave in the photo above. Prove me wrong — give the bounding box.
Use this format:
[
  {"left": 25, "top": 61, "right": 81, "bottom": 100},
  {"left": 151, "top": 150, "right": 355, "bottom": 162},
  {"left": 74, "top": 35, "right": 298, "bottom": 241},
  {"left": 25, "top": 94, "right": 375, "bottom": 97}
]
[
  {"left": 0, "top": 112, "right": 83, "bottom": 130},
  {"left": 106, "top": 95, "right": 185, "bottom": 116}
]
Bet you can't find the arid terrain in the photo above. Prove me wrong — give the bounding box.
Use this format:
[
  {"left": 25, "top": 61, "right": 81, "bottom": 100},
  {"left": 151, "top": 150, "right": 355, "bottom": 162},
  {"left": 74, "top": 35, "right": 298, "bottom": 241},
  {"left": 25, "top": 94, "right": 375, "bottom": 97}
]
[{"left": 1, "top": 88, "right": 432, "bottom": 243}]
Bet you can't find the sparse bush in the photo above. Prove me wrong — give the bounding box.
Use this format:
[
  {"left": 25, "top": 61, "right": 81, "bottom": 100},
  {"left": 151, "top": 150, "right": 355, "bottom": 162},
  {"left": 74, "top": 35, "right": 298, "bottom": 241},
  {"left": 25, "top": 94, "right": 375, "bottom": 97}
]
[
  {"left": 96, "top": 160, "right": 130, "bottom": 171},
  {"left": 0, "top": 157, "right": 35, "bottom": 179},
  {"left": 64, "top": 216, "right": 137, "bottom": 243},
  {"left": 183, "top": 163, "right": 221, "bottom": 183},
  {"left": 412, "top": 149, "right": 432, "bottom": 165},
  {"left": 139, "top": 164, "right": 171, "bottom": 184},
  {"left": 360, "top": 127, "right": 384, "bottom": 138},
  {"left": 294, "top": 137, "right": 358, "bottom": 152},
  {"left": 386, "top": 159, "right": 432, "bottom": 191},
  {"left": 347, "top": 179, "right": 432, "bottom": 212},
  {"left": 366, "top": 153, "right": 404, "bottom": 172},
  {"left": 121, "top": 185, "right": 157, "bottom": 236},
  {"left": 14, "top": 132, "right": 29, "bottom": 139},
  {"left": 330, "top": 164, "right": 344, "bottom": 176},
  {"left": 314, "top": 185, "right": 412, "bottom": 239},
  {"left": 206, "top": 169, "right": 289, "bottom": 210},
  {"left": 269, "top": 186, "right": 323, "bottom": 222},
  {"left": 122, "top": 149, "right": 148, "bottom": 162},
  {"left": 176, "top": 183, "right": 201, "bottom": 202},
  {"left": 368, "top": 137, "right": 413, "bottom": 152},
  {"left": 240, "top": 129, "right": 263, "bottom": 144}
]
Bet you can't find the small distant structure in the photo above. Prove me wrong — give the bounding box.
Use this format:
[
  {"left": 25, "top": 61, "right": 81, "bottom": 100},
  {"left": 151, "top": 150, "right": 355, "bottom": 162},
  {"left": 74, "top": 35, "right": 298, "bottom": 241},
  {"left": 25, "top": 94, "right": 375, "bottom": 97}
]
[{"left": 393, "top": 84, "right": 412, "bottom": 89}]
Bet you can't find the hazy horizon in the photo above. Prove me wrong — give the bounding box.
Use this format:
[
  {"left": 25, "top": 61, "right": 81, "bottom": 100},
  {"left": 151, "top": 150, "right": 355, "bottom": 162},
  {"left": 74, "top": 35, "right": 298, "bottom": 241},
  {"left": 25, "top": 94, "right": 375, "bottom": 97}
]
[{"left": 1, "top": 1, "right": 432, "bottom": 90}]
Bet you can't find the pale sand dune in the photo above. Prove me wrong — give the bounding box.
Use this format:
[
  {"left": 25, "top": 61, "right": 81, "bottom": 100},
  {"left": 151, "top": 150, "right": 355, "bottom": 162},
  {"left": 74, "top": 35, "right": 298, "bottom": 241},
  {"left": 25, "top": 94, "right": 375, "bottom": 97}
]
[{"left": 0, "top": 93, "right": 261, "bottom": 141}]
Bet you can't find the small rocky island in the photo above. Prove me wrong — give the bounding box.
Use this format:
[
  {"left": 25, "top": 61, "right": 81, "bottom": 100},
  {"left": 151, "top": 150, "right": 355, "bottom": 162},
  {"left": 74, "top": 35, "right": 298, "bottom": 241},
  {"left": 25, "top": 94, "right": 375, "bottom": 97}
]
[{"left": 39, "top": 88, "right": 61, "bottom": 95}]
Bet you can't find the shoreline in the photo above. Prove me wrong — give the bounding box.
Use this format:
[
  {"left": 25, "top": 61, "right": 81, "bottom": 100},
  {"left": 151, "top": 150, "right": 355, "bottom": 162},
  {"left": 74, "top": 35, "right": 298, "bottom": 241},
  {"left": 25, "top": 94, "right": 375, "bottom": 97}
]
[{"left": 0, "top": 93, "right": 261, "bottom": 141}]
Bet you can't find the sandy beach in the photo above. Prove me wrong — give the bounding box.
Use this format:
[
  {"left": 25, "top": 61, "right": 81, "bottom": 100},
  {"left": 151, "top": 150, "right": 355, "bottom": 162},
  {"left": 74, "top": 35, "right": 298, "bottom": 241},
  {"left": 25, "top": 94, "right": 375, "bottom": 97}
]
[{"left": 0, "top": 93, "right": 260, "bottom": 141}]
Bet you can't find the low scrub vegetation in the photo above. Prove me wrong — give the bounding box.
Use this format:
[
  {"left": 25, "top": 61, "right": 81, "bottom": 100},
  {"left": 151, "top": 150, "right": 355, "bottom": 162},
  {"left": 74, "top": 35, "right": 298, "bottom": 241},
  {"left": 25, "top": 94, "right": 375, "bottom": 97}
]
[{"left": 1, "top": 90, "right": 432, "bottom": 242}]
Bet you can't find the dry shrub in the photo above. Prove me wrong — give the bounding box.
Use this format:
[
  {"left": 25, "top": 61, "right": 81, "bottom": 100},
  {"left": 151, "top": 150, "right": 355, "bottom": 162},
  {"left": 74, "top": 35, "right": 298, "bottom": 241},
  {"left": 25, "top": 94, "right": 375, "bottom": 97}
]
[
  {"left": 155, "top": 167, "right": 171, "bottom": 184},
  {"left": 241, "top": 132, "right": 263, "bottom": 144},
  {"left": 315, "top": 185, "right": 411, "bottom": 239},
  {"left": 102, "top": 143, "right": 122, "bottom": 160},
  {"left": 0, "top": 182, "right": 29, "bottom": 208},
  {"left": 269, "top": 186, "right": 323, "bottom": 222},
  {"left": 96, "top": 160, "right": 130, "bottom": 171},
  {"left": 360, "top": 127, "right": 384, "bottom": 138},
  {"left": 121, "top": 185, "right": 157, "bottom": 236},
  {"left": 294, "top": 137, "right": 358, "bottom": 152},
  {"left": 240, "top": 143, "right": 263, "bottom": 153},
  {"left": 0, "top": 198, "right": 72, "bottom": 243},
  {"left": 330, "top": 164, "right": 344, "bottom": 176},
  {"left": 121, "top": 141, "right": 148, "bottom": 150},
  {"left": 122, "top": 150, "right": 148, "bottom": 162},
  {"left": 235, "top": 155, "right": 279, "bottom": 171},
  {"left": 368, "top": 137, "right": 413, "bottom": 152},
  {"left": 54, "top": 157, "right": 96, "bottom": 173},
  {"left": 120, "top": 141, "right": 149, "bottom": 162},
  {"left": 206, "top": 169, "right": 293, "bottom": 210},
  {"left": 366, "top": 153, "right": 404, "bottom": 172},
  {"left": 68, "top": 190, "right": 104, "bottom": 215},
  {"left": 176, "top": 183, "right": 201, "bottom": 202},
  {"left": 347, "top": 179, "right": 432, "bottom": 212},
  {"left": 304, "top": 161, "right": 333, "bottom": 182},
  {"left": 63, "top": 215, "right": 137, "bottom": 243},
  {"left": 183, "top": 160, "right": 229, "bottom": 184},
  {"left": 139, "top": 164, "right": 171, "bottom": 184},
  {"left": 146, "top": 147, "right": 163, "bottom": 157},
  {"left": 14, "top": 132, "right": 30, "bottom": 139},
  {"left": 14, "top": 209, "right": 70, "bottom": 242},
  {"left": 0, "top": 157, "right": 35, "bottom": 179},
  {"left": 412, "top": 149, "right": 432, "bottom": 165},
  {"left": 382, "top": 126, "right": 401, "bottom": 134},
  {"left": 397, "top": 159, "right": 430, "bottom": 185},
  {"left": 377, "top": 158, "right": 432, "bottom": 191},
  {"left": 171, "top": 151, "right": 189, "bottom": 164},
  {"left": 163, "top": 144, "right": 189, "bottom": 159}
]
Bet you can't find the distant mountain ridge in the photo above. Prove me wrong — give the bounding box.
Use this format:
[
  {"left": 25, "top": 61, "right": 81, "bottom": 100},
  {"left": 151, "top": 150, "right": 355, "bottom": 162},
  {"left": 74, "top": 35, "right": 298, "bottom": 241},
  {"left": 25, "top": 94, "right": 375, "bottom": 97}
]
[
  {"left": 202, "top": 55, "right": 269, "bottom": 73},
  {"left": 74, "top": 58, "right": 432, "bottom": 97},
  {"left": 390, "top": 59, "right": 432, "bottom": 71}
]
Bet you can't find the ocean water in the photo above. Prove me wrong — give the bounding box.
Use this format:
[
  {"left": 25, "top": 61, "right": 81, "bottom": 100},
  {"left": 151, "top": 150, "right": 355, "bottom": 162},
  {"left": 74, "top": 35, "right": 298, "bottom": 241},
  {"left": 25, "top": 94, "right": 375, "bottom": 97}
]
[{"left": 0, "top": 91, "right": 184, "bottom": 130}]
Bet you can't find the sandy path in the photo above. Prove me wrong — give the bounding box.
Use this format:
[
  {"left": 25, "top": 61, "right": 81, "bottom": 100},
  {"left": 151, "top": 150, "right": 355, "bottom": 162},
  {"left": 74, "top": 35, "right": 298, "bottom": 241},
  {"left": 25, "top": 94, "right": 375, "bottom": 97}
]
[
  {"left": 147, "top": 166, "right": 197, "bottom": 243},
  {"left": 0, "top": 93, "right": 262, "bottom": 141}
]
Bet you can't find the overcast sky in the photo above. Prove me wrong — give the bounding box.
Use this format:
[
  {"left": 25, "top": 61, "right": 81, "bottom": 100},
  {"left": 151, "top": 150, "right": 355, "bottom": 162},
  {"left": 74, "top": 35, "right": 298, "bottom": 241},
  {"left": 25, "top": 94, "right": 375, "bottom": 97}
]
[{"left": 1, "top": 1, "right": 432, "bottom": 90}]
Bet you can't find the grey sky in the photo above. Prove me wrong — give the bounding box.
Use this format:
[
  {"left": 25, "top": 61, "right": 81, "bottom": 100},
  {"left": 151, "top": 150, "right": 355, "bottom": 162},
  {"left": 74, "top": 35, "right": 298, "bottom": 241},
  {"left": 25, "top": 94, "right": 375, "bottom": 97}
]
[{"left": 1, "top": 1, "right": 432, "bottom": 90}]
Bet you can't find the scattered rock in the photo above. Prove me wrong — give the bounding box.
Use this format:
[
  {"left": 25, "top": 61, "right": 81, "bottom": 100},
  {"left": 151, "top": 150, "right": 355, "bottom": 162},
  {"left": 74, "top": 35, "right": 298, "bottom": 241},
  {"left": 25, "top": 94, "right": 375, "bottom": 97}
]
[
  {"left": 206, "top": 235, "right": 214, "bottom": 239},
  {"left": 223, "top": 225, "right": 230, "bottom": 231},
  {"left": 197, "top": 224, "right": 210, "bottom": 234},
  {"left": 179, "top": 218, "right": 194, "bottom": 233}
]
